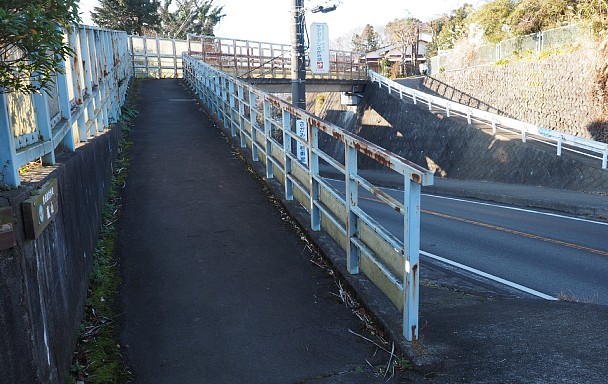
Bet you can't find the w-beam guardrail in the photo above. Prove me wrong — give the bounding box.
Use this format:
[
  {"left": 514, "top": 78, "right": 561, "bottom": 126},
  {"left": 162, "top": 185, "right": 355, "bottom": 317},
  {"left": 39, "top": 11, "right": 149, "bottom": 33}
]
[
  {"left": 369, "top": 71, "right": 608, "bottom": 170},
  {"left": 186, "top": 34, "right": 367, "bottom": 81},
  {"left": 0, "top": 26, "right": 132, "bottom": 187},
  {"left": 183, "top": 53, "right": 433, "bottom": 341}
]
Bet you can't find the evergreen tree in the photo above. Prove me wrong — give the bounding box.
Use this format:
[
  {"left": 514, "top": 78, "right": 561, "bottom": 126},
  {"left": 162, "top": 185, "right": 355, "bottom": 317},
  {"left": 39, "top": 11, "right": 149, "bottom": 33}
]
[
  {"left": 0, "top": 0, "right": 80, "bottom": 93},
  {"left": 160, "top": 0, "right": 224, "bottom": 39},
  {"left": 91, "top": 0, "right": 160, "bottom": 35},
  {"left": 351, "top": 24, "right": 380, "bottom": 53}
]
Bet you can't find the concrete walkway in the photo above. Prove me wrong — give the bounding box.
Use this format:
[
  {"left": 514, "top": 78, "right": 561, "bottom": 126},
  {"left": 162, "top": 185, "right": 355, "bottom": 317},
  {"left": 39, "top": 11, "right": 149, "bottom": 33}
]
[
  {"left": 116, "top": 79, "right": 406, "bottom": 383},
  {"left": 117, "top": 79, "right": 608, "bottom": 383}
]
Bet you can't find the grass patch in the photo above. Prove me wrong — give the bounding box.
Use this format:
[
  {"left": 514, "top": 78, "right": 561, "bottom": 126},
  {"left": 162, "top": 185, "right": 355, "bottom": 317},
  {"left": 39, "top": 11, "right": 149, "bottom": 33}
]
[{"left": 68, "top": 80, "right": 140, "bottom": 384}]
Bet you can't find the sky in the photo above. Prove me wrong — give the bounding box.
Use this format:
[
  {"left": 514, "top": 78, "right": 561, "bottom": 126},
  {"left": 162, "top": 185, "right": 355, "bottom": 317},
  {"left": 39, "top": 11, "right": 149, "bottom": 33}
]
[{"left": 78, "top": 0, "right": 486, "bottom": 44}]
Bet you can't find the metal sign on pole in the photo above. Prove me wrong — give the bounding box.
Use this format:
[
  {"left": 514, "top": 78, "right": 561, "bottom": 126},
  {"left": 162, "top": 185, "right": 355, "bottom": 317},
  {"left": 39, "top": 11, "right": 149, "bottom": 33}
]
[
  {"left": 309, "top": 23, "right": 330, "bottom": 74},
  {"left": 296, "top": 119, "right": 309, "bottom": 166}
]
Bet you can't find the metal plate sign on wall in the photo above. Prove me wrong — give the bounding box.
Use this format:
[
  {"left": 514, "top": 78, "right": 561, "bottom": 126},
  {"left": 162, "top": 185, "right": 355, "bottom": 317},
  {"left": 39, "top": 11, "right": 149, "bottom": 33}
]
[{"left": 23, "top": 178, "right": 59, "bottom": 240}]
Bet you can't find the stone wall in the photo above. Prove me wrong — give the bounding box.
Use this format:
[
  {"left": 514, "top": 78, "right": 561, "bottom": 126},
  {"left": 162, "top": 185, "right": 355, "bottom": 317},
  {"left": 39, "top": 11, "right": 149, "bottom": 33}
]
[
  {"left": 422, "top": 49, "right": 607, "bottom": 143},
  {"left": 0, "top": 127, "right": 120, "bottom": 383},
  {"left": 311, "top": 83, "right": 608, "bottom": 193}
]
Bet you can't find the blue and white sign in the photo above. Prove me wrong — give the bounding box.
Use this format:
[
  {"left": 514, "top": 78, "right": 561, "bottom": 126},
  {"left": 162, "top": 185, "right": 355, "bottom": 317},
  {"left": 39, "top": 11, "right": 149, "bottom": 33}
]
[
  {"left": 309, "top": 23, "right": 330, "bottom": 74},
  {"left": 296, "top": 119, "right": 309, "bottom": 166}
]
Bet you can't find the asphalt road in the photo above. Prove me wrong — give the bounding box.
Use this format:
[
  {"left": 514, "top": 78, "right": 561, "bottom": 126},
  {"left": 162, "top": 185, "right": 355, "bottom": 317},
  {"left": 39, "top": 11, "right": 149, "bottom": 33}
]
[{"left": 326, "top": 179, "right": 608, "bottom": 305}]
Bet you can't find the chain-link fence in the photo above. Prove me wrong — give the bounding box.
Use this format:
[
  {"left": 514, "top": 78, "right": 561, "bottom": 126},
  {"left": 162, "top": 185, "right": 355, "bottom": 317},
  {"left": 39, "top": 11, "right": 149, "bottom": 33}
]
[{"left": 431, "top": 24, "right": 584, "bottom": 74}]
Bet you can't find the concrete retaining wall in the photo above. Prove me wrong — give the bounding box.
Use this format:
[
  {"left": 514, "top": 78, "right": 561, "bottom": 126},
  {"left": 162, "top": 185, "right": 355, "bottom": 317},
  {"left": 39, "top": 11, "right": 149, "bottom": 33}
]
[
  {"left": 310, "top": 83, "right": 608, "bottom": 193},
  {"left": 421, "top": 49, "right": 607, "bottom": 143},
  {"left": 0, "top": 127, "right": 120, "bottom": 383}
]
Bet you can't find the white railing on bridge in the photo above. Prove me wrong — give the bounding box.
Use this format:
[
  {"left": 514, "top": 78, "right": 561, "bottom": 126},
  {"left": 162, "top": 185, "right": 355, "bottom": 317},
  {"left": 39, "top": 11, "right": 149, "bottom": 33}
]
[
  {"left": 369, "top": 71, "right": 608, "bottom": 170},
  {"left": 129, "top": 36, "right": 189, "bottom": 79},
  {"left": 186, "top": 34, "right": 367, "bottom": 80},
  {"left": 127, "top": 34, "right": 367, "bottom": 81},
  {"left": 183, "top": 53, "right": 433, "bottom": 341},
  {"left": 0, "top": 25, "right": 132, "bottom": 187}
]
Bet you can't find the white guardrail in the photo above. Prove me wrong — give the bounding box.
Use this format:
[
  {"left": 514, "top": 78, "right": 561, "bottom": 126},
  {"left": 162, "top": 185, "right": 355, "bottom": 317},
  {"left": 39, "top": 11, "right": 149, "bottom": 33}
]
[
  {"left": 369, "top": 70, "right": 608, "bottom": 170},
  {"left": 183, "top": 53, "right": 434, "bottom": 341},
  {"left": 0, "top": 25, "right": 132, "bottom": 187}
]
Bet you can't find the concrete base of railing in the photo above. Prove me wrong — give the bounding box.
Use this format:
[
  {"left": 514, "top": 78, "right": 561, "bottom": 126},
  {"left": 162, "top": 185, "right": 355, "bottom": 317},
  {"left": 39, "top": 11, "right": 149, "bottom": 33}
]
[{"left": 0, "top": 126, "right": 121, "bottom": 383}]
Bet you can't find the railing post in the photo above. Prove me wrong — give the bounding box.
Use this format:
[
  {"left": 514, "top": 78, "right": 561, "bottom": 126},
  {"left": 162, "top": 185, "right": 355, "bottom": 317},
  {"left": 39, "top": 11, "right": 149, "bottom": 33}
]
[
  {"left": 403, "top": 177, "right": 421, "bottom": 341},
  {"left": 492, "top": 119, "right": 497, "bottom": 134},
  {"left": 603, "top": 146, "right": 608, "bottom": 170},
  {"left": 263, "top": 100, "right": 274, "bottom": 179},
  {"left": 282, "top": 109, "right": 293, "bottom": 201},
  {"left": 249, "top": 91, "right": 259, "bottom": 161},
  {"left": 522, "top": 127, "right": 528, "bottom": 143},
  {"left": 467, "top": 109, "right": 472, "bottom": 124},
  {"left": 309, "top": 120, "right": 320, "bottom": 231},
  {"left": 32, "top": 86, "right": 55, "bottom": 165},
  {"left": 0, "top": 92, "right": 20, "bottom": 187},
  {"left": 557, "top": 135, "right": 563, "bottom": 156},
  {"left": 446, "top": 103, "right": 450, "bottom": 118},
  {"left": 345, "top": 143, "right": 360, "bottom": 274},
  {"left": 238, "top": 84, "right": 246, "bottom": 148},
  {"left": 79, "top": 28, "right": 97, "bottom": 137},
  {"left": 220, "top": 77, "right": 236, "bottom": 137}
]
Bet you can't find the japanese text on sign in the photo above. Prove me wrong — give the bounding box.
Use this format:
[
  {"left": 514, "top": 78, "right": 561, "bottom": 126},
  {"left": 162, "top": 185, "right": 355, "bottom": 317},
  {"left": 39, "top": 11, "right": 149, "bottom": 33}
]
[{"left": 309, "top": 23, "right": 329, "bottom": 74}]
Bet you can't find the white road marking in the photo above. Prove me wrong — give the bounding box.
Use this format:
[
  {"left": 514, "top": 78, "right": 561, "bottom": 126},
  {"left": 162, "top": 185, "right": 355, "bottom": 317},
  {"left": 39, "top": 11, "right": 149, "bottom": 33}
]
[
  {"left": 422, "top": 194, "right": 608, "bottom": 226},
  {"left": 420, "top": 250, "right": 559, "bottom": 301}
]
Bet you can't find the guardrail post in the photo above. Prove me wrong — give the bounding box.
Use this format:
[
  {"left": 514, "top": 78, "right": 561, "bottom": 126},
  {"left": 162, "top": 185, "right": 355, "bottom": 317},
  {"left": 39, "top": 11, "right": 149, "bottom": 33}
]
[
  {"left": 263, "top": 100, "right": 274, "bottom": 179},
  {"left": 427, "top": 96, "right": 432, "bottom": 111},
  {"left": 249, "top": 90, "right": 258, "bottom": 161},
  {"left": 32, "top": 87, "right": 55, "bottom": 165},
  {"left": 557, "top": 136, "right": 563, "bottom": 156},
  {"left": 238, "top": 84, "right": 246, "bottom": 148},
  {"left": 492, "top": 119, "right": 497, "bottom": 134},
  {"left": 522, "top": 127, "right": 528, "bottom": 143},
  {"left": 399, "top": 88, "right": 403, "bottom": 100},
  {"left": 603, "top": 146, "right": 608, "bottom": 170},
  {"left": 403, "top": 177, "right": 421, "bottom": 341},
  {"left": 412, "top": 93, "right": 416, "bottom": 104},
  {"left": 446, "top": 103, "right": 450, "bottom": 118},
  {"left": 0, "top": 92, "right": 20, "bottom": 187},
  {"left": 221, "top": 77, "right": 230, "bottom": 134},
  {"left": 282, "top": 109, "right": 293, "bottom": 201},
  {"left": 467, "top": 109, "right": 472, "bottom": 124},
  {"left": 345, "top": 143, "right": 360, "bottom": 274},
  {"left": 309, "top": 120, "right": 320, "bottom": 231}
]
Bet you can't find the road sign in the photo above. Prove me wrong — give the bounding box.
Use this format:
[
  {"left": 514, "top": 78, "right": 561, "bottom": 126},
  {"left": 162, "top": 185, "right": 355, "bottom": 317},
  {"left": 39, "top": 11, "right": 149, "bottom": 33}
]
[{"left": 296, "top": 119, "right": 309, "bottom": 166}]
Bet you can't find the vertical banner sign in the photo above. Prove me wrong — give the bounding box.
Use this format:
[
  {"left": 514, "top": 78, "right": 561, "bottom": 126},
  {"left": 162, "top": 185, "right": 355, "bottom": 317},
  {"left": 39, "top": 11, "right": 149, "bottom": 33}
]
[
  {"left": 310, "top": 23, "right": 330, "bottom": 74},
  {"left": 296, "top": 119, "right": 309, "bottom": 166}
]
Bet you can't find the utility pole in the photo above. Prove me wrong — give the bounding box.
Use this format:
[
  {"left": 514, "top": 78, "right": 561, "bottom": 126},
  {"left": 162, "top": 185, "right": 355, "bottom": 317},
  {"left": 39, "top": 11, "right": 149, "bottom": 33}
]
[{"left": 291, "top": 0, "right": 306, "bottom": 109}]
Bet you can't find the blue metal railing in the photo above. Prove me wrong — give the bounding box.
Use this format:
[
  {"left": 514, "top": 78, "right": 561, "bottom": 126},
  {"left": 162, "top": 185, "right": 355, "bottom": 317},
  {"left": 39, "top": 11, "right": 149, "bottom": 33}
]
[
  {"left": 0, "top": 25, "right": 132, "bottom": 187},
  {"left": 183, "top": 53, "right": 433, "bottom": 341}
]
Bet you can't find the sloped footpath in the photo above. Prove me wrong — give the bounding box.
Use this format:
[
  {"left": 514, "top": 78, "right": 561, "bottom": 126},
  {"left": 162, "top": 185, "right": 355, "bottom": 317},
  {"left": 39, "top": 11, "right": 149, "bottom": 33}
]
[
  {"left": 117, "top": 78, "right": 608, "bottom": 384},
  {"left": 115, "top": 79, "right": 411, "bottom": 383}
]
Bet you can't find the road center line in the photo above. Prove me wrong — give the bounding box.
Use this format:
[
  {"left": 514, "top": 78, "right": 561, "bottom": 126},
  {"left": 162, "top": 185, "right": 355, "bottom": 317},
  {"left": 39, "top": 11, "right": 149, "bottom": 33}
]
[
  {"left": 423, "top": 209, "right": 608, "bottom": 256},
  {"left": 422, "top": 194, "right": 608, "bottom": 226},
  {"left": 420, "top": 250, "right": 559, "bottom": 300}
]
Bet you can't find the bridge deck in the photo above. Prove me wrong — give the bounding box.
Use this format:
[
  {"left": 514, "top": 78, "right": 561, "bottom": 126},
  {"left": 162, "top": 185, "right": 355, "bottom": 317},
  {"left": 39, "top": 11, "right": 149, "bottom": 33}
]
[{"left": 116, "top": 79, "right": 403, "bottom": 382}]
